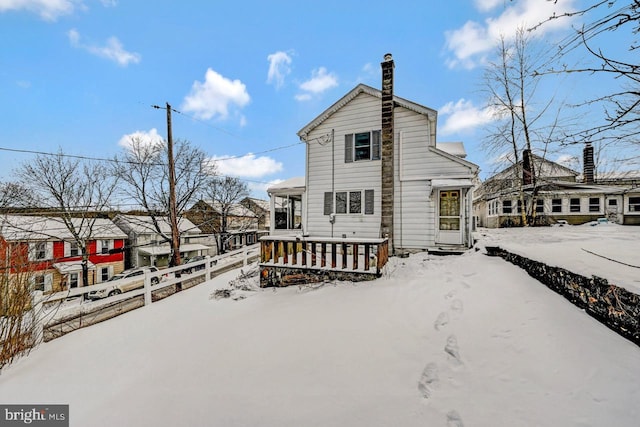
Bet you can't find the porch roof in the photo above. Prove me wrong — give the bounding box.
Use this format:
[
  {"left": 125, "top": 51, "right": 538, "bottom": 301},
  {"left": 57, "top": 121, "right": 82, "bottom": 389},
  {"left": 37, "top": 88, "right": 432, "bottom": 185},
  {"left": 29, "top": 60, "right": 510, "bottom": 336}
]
[
  {"left": 431, "top": 178, "right": 474, "bottom": 189},
  {"left": 53, "top": 260, "right": 96, "bottom": 274}
]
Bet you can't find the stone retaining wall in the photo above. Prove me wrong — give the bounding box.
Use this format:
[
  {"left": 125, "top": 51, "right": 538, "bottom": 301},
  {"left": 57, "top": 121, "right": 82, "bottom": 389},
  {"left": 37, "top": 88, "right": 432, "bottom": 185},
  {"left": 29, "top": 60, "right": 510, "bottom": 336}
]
[{"left": 486, "top": 246, "right": 640, "bottom": 346}]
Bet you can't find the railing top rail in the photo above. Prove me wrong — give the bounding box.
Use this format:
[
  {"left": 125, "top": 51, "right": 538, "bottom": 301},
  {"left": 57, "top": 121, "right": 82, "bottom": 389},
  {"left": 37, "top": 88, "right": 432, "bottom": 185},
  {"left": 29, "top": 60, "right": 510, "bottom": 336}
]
[{"left": 260, "top": 235, "right": 388, "bottom": 244}]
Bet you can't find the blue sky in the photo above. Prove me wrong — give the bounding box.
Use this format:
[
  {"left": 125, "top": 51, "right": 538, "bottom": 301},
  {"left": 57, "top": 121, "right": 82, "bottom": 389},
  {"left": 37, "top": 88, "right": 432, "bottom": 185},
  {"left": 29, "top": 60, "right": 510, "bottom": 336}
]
[{"left": 0, "top": 0, "right": 635, "bottom": 199}]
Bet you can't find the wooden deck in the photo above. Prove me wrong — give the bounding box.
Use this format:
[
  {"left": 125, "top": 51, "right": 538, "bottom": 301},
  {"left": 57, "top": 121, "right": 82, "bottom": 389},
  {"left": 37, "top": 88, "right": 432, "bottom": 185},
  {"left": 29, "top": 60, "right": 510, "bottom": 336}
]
[{"left": 259, "top": 236, "right": 389, "bottom": 287}]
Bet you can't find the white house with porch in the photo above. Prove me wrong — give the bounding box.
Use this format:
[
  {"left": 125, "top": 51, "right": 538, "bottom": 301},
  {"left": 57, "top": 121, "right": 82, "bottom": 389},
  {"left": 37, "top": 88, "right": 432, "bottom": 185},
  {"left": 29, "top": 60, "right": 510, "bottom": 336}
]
[
  {"left": 113, "top": 214, "right": 208, "bottom": 268},
  {"left": 267, "top": 54, "right": 478, "bottom": 254}
]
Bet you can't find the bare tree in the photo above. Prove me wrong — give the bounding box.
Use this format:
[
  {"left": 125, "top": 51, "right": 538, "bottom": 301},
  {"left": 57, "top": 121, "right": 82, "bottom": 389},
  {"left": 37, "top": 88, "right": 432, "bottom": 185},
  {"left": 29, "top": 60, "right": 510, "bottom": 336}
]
[
  {"left": 532, "top": 0, "right": 640, "bottom": 145},
  {"left": 15, "top": 151, "right": 118, "bottom": 288},
  {"left": 201, "top": 176, "right": 250, "bottom": 254},
  {"left": 0, "top": 182, "right": 37, "bottom": 210},
  {"left": 115, "top": 137, "right": 210, "bottom": 265}
]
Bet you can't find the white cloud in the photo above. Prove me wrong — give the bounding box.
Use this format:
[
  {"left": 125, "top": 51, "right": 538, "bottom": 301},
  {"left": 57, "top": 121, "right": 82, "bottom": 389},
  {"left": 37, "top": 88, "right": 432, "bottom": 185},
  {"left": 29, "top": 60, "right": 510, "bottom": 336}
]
[
  {"left": 67, "top": 28, "right": 140, "bottom": 66},
  {"left": 444, "top": 0, "right": 578, "bottom": 69},
  {"left": 205, "top": 153, "right": 282, "bottom": 179},
  {"left": 118, "top": 128, "right": 163, "bottom": 151},
  {"left": 267, "top": 51, "right": 292, "bottom": 89},
  {"left": 555, "top": 154, "right": 579, "bottom": 169},
  {"left": 0, "top": 0, "right": 80, "bottom": 21},
  {"left": 439, "top": 98, "right": 501, "bottom": 135},
  {"left": 182, "top": 68, "right": 250, "bottom": 121},
  {"left": 296, "top": 67, "right": 338, "bottom": 101}
]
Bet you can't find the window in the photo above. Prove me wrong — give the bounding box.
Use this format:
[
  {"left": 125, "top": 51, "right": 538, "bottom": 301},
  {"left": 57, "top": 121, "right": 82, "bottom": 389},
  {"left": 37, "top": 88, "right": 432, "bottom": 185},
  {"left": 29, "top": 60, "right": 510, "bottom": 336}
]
[
  {"left": 552, "top": 199, "right": 562, "bottom": 213},
  {"left": 517, "top": 199, "right": 523, "bottom": 213},
  {"left": 629, "top": 197, "right": 640, "bottom": 212},
  {"left": 535, "top": 199, "right": 544, "bottom": 213},
  {"left": 325, "top": 190, "right": 374, "bottom": 215},
  {"left": 274, "top": 194, "right": 303, "bottom": 229},
  {"left": 69, "top": 241, "right": 80, "bottom": 257},
  {"left": 69, "top": 273, "right": 79, "bottom": 288},
  {"left": 99, "top": 240, "right": 110, "bottom": 255},
  {"left": 502, "top": 200, "right": 512, "bottom": 214},
  {"left": 570, "top": 198, "right": 581, "bottom": 212},
  {"left": 29, "top": 241, "right": 49, "bottom": 261},
  {"left": 100, "top": 267, "right": 110, "bottom": 282},
  {"left": 349, "top": 191, "right": 361, "bottom": 214},
  {"left": 335, "top": 192, "right": 347, "bottom": 214},
  {"left": 608, "top": 199, "right": 617, "bottom": 207},
  {"left": 589, "top": 197, "right": 600, "bottom": 212},
  {"left": 345, "top": 131, "right": 381, "bottom": 162},
  {"left": 32, "top": 274, "right": 52, "bottom": 292}
]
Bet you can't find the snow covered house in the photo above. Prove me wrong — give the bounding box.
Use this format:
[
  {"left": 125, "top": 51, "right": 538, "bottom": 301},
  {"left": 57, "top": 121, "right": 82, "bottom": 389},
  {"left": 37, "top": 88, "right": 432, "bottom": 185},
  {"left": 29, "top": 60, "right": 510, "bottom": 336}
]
[
  {"left": 474, "top": 144, "right": 640, "bottom": 227},
  {"left": 0, "top": 215, "right": 127, "bottom": 293},
  {"left": 113, "top": 214, "right": 208, "bottom": 268},
  {"left": 268, "top": 54, "right": 479, "bottom": 252}
]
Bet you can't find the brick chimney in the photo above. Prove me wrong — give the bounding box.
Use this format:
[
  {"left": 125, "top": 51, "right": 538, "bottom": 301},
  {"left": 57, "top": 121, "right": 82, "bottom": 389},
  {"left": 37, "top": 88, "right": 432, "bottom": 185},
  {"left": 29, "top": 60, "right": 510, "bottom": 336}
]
[
  {"left": 583, "top": 142, "right": 595, "bottom": 184},
  {"left": 522, "top": 149, "right": 535, "bottom": 186},
  {"left": 381, "top": 53, "right": 395, "bottom": 252}
]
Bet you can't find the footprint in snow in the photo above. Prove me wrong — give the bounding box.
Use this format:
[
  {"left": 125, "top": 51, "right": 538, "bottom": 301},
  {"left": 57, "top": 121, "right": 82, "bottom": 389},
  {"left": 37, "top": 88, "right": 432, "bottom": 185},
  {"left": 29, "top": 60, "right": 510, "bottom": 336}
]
[
  {"left": 444, "top": 334, "right": 462, "bottom": 365},
  {"left": 434, "top": 312, "right": 449, "bottom": 330},
  {"left": 450, "top": 299, "right": 463, "bottom": 314},
  {"left": 417, "top": 362, "right": 439, "bottom": 399},
  {"left": 447, "top": 410, "right": 465, "bottom": 427}
]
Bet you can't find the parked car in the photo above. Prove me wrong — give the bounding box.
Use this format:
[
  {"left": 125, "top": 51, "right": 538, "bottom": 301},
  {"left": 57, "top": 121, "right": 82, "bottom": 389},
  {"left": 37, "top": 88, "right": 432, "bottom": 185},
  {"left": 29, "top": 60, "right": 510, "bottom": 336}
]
[
  {"left": 88, "top": 266, "right": 160, "bottom": 300},
  {"left": 180, "top": 256, "right": 207, "bottom": 274}
]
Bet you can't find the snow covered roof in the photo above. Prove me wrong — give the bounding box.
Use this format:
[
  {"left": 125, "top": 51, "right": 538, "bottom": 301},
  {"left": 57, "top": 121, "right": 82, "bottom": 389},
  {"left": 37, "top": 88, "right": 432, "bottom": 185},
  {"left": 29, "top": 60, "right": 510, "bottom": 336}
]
[
  {"left": 297, "top": 84, "right": 437, "bottom": 139},
  {"left": 267, "top": 177, "right": 306, "bottom": 193},
  {"left": 199, "top": 201, "right": 257, "bottom": 218},
  {"left": 114, "top": 215, "right": 200, "bottom": 235},
  {"left": 0, "top": 215, "right": 127, "bottom": 241}
]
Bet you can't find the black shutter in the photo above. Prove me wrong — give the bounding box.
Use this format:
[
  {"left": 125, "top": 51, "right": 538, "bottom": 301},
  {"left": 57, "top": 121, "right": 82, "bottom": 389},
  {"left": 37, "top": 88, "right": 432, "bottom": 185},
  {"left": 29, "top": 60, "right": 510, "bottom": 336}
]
[
  {"left": 324, "top": 192, "right": 333, "bottom": 215},
  {"left": 371, "top": 130, "right": 381, "bottom": 160},
  {"left": 365, "top": 189, "right": 374, "bottom": 214},
  {"left": 345, "top": 134, "right": 353, "bottom": 163}
]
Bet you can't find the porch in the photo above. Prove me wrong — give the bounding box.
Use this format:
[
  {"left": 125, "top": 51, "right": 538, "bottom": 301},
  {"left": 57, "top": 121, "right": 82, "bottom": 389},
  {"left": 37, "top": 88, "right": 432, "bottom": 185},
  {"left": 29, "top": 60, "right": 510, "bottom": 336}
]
[{"left": 259, "top": 236, "right": 389, "bottom": 287}]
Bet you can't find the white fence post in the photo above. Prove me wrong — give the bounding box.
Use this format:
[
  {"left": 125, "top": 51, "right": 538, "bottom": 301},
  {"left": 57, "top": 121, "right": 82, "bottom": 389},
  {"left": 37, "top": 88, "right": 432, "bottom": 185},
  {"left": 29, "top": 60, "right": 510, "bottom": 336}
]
[
  {"left": 31, "top": 290, "right": 44, "bottom": 345},
  {"left": 205, "top": 255, "right": 212, "bottom": 281},
  {"left": 144, "top": 273, "right": 152, "bottom": 306}
]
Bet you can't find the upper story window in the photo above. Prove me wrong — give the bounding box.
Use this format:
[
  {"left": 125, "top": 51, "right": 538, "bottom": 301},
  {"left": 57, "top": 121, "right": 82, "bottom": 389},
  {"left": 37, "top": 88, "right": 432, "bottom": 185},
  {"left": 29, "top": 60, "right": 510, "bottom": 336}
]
[
  {"left": 69, "top": 241, "right": 80, "bottom": 257},
  {"left": 345, "top": 131, "right": 381, "bottom": 163},
  {"left": 28, "top": 241, "right": 51, "bottom": 261}
]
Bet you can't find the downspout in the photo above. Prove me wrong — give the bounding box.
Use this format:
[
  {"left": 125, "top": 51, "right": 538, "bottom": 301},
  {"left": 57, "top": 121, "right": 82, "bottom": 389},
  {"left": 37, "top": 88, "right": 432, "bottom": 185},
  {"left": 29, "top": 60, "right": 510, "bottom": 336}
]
[
  {"left": 331, "top": 128, "right": 335, "bottom": 238},
  {"left": 398, "top": 130, "right": 403, "bottom": 251}
]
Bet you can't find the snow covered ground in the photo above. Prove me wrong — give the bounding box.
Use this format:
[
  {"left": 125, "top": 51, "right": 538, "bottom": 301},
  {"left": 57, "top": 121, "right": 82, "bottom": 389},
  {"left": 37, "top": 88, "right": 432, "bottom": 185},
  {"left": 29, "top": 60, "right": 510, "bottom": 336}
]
[{"left": 1, "top": 226, "right": 639, "bottom": 427}]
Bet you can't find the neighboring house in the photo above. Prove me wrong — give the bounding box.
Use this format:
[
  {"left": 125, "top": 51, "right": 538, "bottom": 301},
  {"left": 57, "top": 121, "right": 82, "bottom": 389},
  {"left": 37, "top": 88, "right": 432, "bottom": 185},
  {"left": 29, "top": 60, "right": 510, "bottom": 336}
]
[
  {"left": 240, "top": 197, "right": 271, "bottom": 230},
  {"left": 113, "top": 214, "right": 207, "bottom": 268},
  {"left": 186, "top": 200, "right": 266, "bottom": 252},
  {"left": 474, "top": 144, "right": 640, "bottom": 227},
  {"left": 268, "top": 54, "right": 479, "bottom": 252},
  {"left": 0, "top": 215, "right": 127, "bottom": 293}
]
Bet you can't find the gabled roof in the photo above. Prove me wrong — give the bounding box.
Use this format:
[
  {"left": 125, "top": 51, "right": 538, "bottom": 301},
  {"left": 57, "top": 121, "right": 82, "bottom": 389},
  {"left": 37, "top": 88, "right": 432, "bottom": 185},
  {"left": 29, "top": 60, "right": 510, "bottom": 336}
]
[
  {"left": 0, "top": 215, "right": 127, "bottom": 241},
  {"left": 243, "top": 197, "right": 269, "bottom": 212},
  {"left": 198, "top": 200, "right": 257, "bottom": 218},
  {"left": 114, "top": 214, "right": 200, "bottom": 235},
  {"left": 485, "top": 154, "right": 579, "bottom": 182},
  {"left": 428, "top": 146, "right": 479, "bottom": 173},
  {"left": 297, "top": 84, "right": 438, "bottom": 139}
]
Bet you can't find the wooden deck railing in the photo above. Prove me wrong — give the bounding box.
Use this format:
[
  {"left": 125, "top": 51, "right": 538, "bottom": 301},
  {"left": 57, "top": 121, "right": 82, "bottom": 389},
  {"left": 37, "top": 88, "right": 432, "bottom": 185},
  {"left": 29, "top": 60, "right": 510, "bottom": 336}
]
[{"left": 260, "top": 236, "right": 389, "bottom": 275}]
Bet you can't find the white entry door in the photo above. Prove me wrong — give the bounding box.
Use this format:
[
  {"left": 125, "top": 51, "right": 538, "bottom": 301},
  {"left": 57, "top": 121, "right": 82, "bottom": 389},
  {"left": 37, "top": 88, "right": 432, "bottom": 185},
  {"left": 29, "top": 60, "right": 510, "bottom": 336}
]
[{"left": 436, "top": 189, "right": 463, "bottom": 245}]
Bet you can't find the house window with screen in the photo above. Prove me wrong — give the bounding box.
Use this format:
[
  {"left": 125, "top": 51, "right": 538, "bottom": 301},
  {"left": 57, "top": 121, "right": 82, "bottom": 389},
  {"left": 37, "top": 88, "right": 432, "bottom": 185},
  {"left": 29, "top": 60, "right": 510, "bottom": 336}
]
[
  {"left": 34, "top": 242, "right": 46, "bottom": 260},
  {"left": 100, "top": 240, "right": 110, "bottom": 254},
  {"left": 570, "top": 198, "right": 581, "bottom": 212},
  {"left": 502, "top": 200, "right": 512, "bottom": 214},
  {"left": 552, "top": 198, "right": 562, "bottom": 213},
  {"left": 629, "top": 197, "right": 640, "bottom": 212},
  {"left": 344, "top": 131, "right": 381, "bottom": 162},
  {"left": 324, "top": 190, "right": 374, "bottom": 215},
  {"left": 589, "top": 197, "right": 600, "bottom": 212}
]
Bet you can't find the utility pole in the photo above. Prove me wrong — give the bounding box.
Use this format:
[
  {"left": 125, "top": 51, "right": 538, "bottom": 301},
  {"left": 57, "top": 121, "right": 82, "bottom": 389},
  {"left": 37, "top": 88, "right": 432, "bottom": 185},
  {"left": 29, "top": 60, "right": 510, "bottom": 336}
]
[{"left": 165, "top": 102, "right": 181, "bottom": 268}]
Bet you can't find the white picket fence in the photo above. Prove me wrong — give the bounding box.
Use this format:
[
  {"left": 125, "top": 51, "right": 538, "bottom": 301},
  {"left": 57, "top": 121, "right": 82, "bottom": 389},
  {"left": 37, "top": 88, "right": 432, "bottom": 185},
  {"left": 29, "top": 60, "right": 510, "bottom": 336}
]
[{"left": 29, "top": 245, "right": 258, "bottom": 343}]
